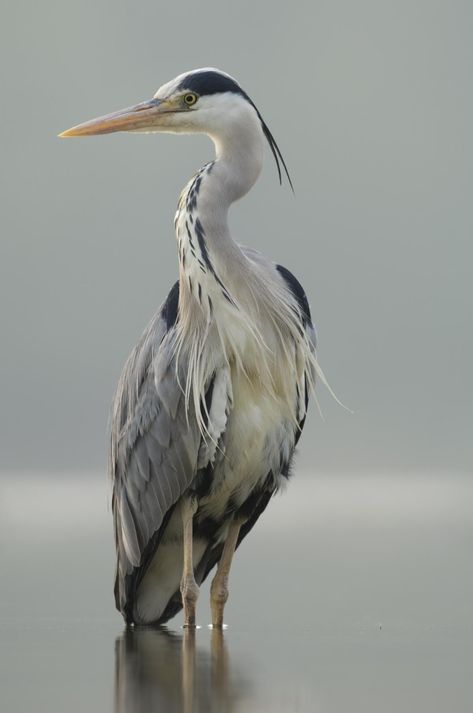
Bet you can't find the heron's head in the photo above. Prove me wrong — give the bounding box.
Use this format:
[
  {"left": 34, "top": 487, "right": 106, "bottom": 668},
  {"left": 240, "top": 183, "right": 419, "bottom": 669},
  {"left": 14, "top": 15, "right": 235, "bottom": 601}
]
[{"left": 60, "top": 67, "right": 291, "bottom": 187}]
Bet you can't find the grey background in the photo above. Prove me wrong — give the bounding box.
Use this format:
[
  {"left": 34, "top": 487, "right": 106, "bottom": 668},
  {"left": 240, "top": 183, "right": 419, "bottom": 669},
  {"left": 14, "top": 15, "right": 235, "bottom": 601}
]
[
  {"left": 1, "top": 0, "right": 472, "bottom": 474},
  {"left": 1, "top": 4, "right": 473, "bottom": 711}
]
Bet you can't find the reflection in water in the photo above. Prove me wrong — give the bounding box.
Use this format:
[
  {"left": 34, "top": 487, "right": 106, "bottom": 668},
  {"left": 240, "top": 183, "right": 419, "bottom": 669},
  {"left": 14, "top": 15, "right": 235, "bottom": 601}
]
[{"left": 114, "top": 628, "right": 248, "bottom": 713}]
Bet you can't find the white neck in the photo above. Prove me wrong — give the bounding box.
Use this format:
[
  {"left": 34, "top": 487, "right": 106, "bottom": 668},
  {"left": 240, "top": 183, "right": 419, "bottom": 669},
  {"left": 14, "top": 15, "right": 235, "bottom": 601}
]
[
  {"left": 210, "top": 106, "right": 265, "bottom": 203},
  {"left": 175, "top": 103, "right": 264, "bottom": 313}
]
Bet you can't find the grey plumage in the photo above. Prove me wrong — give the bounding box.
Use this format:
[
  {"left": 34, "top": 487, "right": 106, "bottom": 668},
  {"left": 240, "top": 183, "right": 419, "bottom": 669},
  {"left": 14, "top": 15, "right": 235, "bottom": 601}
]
[
  {"left": 110, "top": 250, "right": 316, "bottom": 623},
  {"left": 111, "top": 313, "right": 205, "bottom": 612}
]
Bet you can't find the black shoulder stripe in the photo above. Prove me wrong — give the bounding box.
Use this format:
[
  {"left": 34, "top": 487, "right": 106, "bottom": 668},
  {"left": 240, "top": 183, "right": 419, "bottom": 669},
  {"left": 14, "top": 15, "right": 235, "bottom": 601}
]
[
  {"left": 276, "top": 264, "right": 311, "bottom": 326},
  {"left": 161, "top": 281, "right": 180, "bottom": 329}
]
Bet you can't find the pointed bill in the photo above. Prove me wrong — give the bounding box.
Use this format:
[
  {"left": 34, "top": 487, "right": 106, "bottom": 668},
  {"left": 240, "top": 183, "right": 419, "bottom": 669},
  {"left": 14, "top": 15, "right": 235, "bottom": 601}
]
[{"left": 59, "top": 99, "right": 166, "bottom": 137}]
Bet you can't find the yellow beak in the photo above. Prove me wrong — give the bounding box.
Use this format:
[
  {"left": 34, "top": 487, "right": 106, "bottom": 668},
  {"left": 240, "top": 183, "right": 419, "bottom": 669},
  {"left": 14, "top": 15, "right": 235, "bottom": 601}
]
[{"left": 59, "top": 98, "right": 167, "bottom": 138}]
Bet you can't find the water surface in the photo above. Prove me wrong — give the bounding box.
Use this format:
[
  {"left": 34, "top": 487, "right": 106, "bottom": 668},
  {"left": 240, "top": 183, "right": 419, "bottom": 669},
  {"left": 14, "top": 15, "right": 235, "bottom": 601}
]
[{"left": 1, "top": 472, "right": 472, "bottom": 711}]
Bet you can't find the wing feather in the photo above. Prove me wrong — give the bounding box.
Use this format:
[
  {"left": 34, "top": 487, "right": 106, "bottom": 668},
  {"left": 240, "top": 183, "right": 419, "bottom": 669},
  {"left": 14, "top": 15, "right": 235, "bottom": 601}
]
[{"left": 110, "top": 282, "right": 231, "bottom": 618}]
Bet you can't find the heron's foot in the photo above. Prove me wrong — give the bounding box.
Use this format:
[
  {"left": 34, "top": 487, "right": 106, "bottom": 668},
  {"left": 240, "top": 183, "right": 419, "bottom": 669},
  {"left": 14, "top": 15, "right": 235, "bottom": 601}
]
[
  {"left": 210, "top": 574, "right": 229, "bottom": 628},
  {"left": 181, "top": 575, "right": 199, "bottom": 627}
]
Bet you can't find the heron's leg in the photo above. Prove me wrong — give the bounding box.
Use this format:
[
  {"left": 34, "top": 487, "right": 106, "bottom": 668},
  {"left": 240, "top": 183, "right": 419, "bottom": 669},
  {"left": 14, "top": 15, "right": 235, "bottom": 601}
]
[
  {"left": 210, "top": 517, "right": 245, "bottom": 628},
  {"left": 180, "top": 496, "right": 199, "bottom": 628}
]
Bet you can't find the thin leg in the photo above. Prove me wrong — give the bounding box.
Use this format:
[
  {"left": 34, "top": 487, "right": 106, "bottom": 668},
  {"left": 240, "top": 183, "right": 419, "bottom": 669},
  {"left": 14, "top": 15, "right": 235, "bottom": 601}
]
[
  {"left": 180, "top": 496, "right": 199, "bottom": 628},
  {"left": 210, "top": 517, "right": 244, "bottom": 628}
]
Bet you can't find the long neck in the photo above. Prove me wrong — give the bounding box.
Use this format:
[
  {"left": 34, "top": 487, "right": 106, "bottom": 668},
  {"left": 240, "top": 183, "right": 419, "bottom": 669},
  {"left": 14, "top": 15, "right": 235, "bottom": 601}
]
[{"left": 175, "top": 111, "right": 264, "bottom": 317}]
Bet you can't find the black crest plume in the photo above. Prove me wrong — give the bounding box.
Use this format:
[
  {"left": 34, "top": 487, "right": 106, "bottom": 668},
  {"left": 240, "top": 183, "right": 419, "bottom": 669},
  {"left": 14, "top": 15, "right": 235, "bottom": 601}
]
[{"left": 252, "top": 106, "right": 294, "bottom": 193}]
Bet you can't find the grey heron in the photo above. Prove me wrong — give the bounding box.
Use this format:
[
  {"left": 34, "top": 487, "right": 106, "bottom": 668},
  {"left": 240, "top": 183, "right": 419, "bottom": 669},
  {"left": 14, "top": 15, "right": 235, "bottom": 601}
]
[{"left": 61, "top": 68, "right": 319, "bottom": 628}]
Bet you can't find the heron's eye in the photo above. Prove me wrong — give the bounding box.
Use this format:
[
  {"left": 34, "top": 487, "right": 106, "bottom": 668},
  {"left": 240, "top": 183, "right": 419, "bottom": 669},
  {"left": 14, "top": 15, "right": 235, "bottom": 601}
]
[{"left": 183, "top": 93, "right": 198, "bottom": 107}]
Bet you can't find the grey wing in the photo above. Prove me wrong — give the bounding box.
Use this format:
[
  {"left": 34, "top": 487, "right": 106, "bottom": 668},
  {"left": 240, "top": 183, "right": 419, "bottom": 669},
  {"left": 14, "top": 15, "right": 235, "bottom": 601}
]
[{"left": 109, "top": 282, "right": 230, "bottom": 620}]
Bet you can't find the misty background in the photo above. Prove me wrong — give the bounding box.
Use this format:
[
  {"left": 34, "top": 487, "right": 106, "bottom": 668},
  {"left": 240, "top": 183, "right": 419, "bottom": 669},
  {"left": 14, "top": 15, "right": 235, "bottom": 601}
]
[
  {"left": 1, "top": 3, "right": 473, "bottom": 711},
  {"left": 1, "top": 0, "right": 472, "bottom": 474}
]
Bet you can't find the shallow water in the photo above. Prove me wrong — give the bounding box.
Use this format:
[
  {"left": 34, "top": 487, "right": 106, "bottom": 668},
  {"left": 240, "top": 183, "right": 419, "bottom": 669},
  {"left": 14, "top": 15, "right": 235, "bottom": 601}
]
[{"left": 1, "top": 472, "right": 472, "bottom": 712}]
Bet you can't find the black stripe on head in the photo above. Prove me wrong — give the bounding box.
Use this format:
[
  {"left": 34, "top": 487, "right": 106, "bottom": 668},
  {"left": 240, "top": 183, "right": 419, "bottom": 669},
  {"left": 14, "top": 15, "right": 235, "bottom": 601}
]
[
  {"left": 177, "top": 70, "right": 294, "bottom": 191},
  {"left": 177, "top": 70, "right": 246, "bottom": 98}
]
